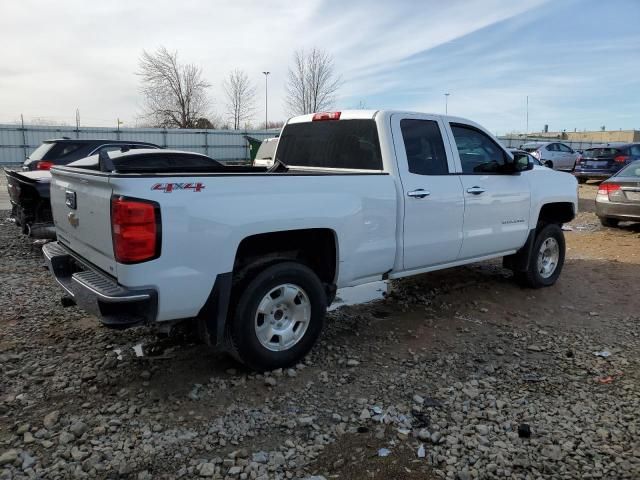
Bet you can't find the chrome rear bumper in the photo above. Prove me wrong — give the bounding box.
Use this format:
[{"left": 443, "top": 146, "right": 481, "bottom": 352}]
[{"left": 43, "top": 241, "right": 157, "bottom": 328}]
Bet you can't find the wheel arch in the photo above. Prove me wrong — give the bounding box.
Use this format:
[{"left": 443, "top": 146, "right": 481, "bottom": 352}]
[{"left": 196, "top": 228, "right": 339, "bottom": 347}]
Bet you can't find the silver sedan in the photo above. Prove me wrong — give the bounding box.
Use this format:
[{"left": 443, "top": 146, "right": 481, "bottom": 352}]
[{"left": 595, "top": 160, "right": 640, "bottom": 227}]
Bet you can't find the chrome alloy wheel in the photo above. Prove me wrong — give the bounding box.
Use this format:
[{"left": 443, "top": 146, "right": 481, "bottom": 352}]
[
  {"left": 254, "top": 284, "right": 311, "bottom": 351},
  {"left": 537, "top": 237, "right": 559, "bottom": 278}
]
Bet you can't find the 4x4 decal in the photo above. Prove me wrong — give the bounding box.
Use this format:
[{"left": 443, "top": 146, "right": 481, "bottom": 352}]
[{"left": 152, "top": 182, "right": 205, "bottom": 193}]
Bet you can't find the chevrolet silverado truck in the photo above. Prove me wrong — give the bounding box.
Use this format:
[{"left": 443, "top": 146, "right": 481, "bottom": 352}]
[{"left": 43, "top": 110, "right": 578, "bottom": 371}]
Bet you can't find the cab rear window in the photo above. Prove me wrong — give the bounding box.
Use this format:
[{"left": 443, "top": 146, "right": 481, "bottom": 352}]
[{"left": 276, "top": 120, "right": 382, "bottom": 170}]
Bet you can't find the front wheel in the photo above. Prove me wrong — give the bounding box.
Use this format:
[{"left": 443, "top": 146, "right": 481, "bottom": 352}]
[
  {"left": 227, "top": 262, "right": 327, "bottom": 371},
  {"left": 518, "top": 224, "right": 566, "bottom": 288}
]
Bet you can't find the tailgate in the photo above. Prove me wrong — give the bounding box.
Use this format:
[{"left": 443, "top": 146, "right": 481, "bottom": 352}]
[{"left": 50, "top": 169, "right": 117, "bottom": 275}]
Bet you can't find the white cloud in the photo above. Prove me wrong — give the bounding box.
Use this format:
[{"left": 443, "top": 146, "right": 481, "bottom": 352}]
[{"left": 0, "top": 0, "right": 545, "bottom": 127}]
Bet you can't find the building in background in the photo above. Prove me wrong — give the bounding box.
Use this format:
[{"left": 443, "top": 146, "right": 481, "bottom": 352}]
[{"left": 508, "top": 129, "right": 640, "bottom": 144}]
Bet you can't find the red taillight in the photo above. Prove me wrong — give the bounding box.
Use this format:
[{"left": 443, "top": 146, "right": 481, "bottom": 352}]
[
  {"left": 36, "top": 161, "right": 54, "bottom": 170},
  {"left": 312, "top": 111, "right": 341, "bottom": 121},
  {"left": 614, "top": 155, "right": 629, "bottom": 164},
  {"left": 598, "top": 183, "right": 620, "bottom": 196},
  {"left": 111, "top": 197, "right": 160, "bottom": 263}
]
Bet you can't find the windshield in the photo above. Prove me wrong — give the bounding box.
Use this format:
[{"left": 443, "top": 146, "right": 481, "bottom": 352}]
[
  {"left": 583, "top": 148, "right": 620, "bottom": 158},
  {"left": 276, "top": 120, "right": 383, "bottom": 170},
  {"left": 617, "top": 161, "right": 640, "bottom": 178},
  {"left": 27, "top": 142, "right": 54, "bottom": 160}
]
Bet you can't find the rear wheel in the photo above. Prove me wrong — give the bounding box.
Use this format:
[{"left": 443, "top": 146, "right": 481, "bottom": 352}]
[
  {"left": 544, "top": 160, "right": 553, "bottom": 169},
  {"left": 227, "top": 262, "right": 326, "bottom": 371},
  {"left": 518, "top": 224, "right": 565, "bottom": 288},
  {"left": 600, "top": 217, "right": 619, "bottom": 228},
  {"left": 577, "top": 177, "right": 587, "bottom": 184}
]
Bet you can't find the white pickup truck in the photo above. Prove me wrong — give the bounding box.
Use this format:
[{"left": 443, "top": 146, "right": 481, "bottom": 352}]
[{"left": 43, "top": 110, "right": 578, "bottom": 370}]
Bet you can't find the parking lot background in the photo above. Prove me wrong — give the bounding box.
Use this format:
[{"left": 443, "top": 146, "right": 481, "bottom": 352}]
[
  {"left": 0, "top": 123, "right": 608, "bottom": 168},
  {"left": 0, "top": 124, "right": 277, "bottom": 166}
]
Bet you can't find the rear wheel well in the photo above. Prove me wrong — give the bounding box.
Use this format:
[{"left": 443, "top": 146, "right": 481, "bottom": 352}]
[
  {"left": 232, "top": 229, "right": 337, "bottom": 299},
  {"left": 538, "top": 202, "right": 575, "bottom": 226}
]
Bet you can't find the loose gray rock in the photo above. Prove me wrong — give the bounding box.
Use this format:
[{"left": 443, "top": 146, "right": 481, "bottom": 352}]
[
  {"left": 43, "top": 411, "right": 60, "bottom": 429},
  {"left": 0, "top": 451, "right": 17, "bottom": 466},
  {"left": 199, "top": 463, "right": 215, "bottom": 477}
]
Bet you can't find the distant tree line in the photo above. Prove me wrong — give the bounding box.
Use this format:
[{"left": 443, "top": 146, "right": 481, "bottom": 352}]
[{"left": 137, "top": 47, "right": 342, "bottom": 130}]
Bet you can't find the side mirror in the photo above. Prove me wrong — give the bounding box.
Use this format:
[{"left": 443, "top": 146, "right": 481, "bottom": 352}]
[{"left": 513, "top": 154, "right": 534, "bottom": 172}]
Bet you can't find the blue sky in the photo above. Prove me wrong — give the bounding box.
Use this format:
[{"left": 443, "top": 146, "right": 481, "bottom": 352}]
[{"left": 1, "top": 0, "right": 638, "bottom": 133}]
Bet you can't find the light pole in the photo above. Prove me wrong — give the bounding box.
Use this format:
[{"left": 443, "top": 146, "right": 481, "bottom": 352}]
[
  {"left": 526, "top": 95, "right": 529, "bottom": 138},
  {"left": 444, "top": 93, "right": 450, "bottom": 115},
  {"left": 262, "top": 71, "right": 270, "bottom": 129}
]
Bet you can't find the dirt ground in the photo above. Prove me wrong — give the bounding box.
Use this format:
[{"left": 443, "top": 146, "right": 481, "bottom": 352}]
[{"left": 0, "top": 181, "right": 639, "bottom": 479}]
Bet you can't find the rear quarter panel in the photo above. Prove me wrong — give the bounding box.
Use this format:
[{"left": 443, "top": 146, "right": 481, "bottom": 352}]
[{"left": 110, "top": 173, "right": 398, "bottom": 321}]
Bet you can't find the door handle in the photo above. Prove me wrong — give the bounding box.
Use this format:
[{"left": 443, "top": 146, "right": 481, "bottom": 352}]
[
  {"left": 466, "top": 186, "right": 485, "bottom": 195},
  {"left": 407, "top": 189, "right": 431, "bottom": 198}
]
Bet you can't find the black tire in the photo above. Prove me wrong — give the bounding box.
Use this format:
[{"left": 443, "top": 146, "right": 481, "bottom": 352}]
[
  {"left": 544, "top": 160, "right": 553, "bottom": 168},
  {"left": 577, "top": 177, "right": 587, "bottom": 184},
  {"left": 227, "top": 262, "right": 326, "bottom": 371},
  {"left": 519, "top": 224, "right": 565, "bottom": 288},
  {"left": 600, "top": 217, "right": 619, "bottom": 228}
]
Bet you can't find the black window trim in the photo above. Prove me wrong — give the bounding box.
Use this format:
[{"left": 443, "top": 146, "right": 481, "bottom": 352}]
[{"left": 449, "top": 122, "right": 515, "bottom": 176}]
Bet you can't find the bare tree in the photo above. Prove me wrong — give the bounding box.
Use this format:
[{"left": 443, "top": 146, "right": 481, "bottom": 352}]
[
  {"left": 223, "top": 69, "right": 257, "bottom": 130},
  {"left": 285, "top": 48, "right": 341, "bottom": 115},
  {"left": 137, "top": 47, "right": 211, "bottom": 128}
]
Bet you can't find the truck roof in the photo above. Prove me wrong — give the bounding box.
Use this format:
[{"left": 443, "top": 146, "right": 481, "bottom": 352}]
[{"left": 287, "top": 110, "right": 477, "bottom": 126}]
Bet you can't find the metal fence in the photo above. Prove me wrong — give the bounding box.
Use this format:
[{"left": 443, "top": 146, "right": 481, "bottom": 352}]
[{"left": 0, "top": 124, "right": 278, "bottom": 165}]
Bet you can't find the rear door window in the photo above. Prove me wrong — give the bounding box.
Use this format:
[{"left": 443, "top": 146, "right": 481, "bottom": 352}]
[
  {"left": 558, "top": 143, "right": 572, "bottom": 153},
  {"left": 400, "top": 119, "right": 448, "bottom": 175},
  {"left": 276, "top": 120, "right": 383, "bottom": 170}
]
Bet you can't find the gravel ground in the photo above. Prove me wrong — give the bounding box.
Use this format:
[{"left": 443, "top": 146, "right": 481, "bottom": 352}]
[{"left": 1, "top": 192, "right": 639, "bottom": 479}]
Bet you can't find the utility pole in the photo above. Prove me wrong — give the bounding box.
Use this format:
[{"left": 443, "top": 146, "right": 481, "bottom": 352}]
[
  {"left": 20, "top": 114, "right": 27, "bottom": 160},
  {"left": 444, "top": 93, "right": 450, "bottom": 115},
  {"left": 262, "top": 71, "right": 270, "bottom": 129},
  {"left": 526, "top": 96, "right": 529, "bottom": 138},
  {"left": 75, "top": 108, "right": 81, "bottom": 139}
]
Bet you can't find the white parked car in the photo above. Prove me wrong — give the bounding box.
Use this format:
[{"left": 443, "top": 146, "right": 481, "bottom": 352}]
[
  {"left": 43, "top": 110, "right": 578, "bottom": 371},
  {"left": 252, "top": 137, "right": 278, "bottom": 168},
  {"left": 521, "top": 142, "right": 580, "bottom": 171}
]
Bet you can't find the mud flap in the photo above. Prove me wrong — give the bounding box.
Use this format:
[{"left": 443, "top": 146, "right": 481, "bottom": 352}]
[
  {"left": 503, "top": 229, "right": 536, "bottom": 272},
  {"left": 196, "top": 272, "right": 233, "bottom": 346}
]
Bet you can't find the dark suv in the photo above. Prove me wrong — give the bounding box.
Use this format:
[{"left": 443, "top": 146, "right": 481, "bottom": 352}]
[
  {"left": 574, "top": 143, "right": 640, "bottom": 183},
  {"left": 22, "top": 138, "right": 160, "bottom": 171}
]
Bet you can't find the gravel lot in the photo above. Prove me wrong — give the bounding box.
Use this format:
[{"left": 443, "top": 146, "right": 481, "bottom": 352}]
[{"left": 1, "top": 183, "right": 639, "bottom": 480}]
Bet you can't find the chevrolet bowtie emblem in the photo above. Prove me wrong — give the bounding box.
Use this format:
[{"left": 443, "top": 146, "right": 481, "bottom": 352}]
[{"left": 67, "top": 212, "right": 79, "bottom": 227}]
